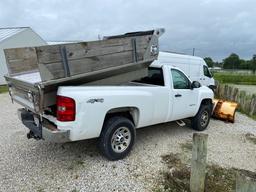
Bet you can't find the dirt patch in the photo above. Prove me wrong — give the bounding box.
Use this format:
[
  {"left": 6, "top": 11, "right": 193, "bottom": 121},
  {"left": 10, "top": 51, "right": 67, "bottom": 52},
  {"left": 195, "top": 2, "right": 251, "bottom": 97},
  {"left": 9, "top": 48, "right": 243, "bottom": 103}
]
[
  {"left": 159, "top": 154, "right": 190, "bottom": 192},
  {"left": 155, "top": 153, "right": 255, "bottom": 192}
]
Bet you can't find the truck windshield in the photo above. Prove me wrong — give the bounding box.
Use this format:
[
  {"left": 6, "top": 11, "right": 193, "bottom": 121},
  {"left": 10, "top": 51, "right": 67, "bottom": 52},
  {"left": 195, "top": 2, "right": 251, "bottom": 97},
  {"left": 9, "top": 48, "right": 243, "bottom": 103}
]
[{"left": 203, "top": 66, "right": 212, "bottom": 78}]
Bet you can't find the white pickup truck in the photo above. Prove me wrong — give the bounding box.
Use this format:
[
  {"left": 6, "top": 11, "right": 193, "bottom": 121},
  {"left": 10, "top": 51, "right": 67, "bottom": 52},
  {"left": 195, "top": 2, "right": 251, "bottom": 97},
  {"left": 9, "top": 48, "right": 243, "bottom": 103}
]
[
  {"left": 16, "top": 63, "right": 213, "bottom": 160},
  {"left": 4, "top": 29, "right": 213, "bottom": 160}
]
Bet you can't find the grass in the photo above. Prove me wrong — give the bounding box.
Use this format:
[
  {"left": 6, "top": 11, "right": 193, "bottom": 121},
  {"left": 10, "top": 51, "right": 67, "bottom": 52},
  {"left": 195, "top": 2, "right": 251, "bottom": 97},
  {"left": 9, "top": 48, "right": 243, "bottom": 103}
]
[
  {"left": 71, "top": 188, "right": 80, "bottom": 192},
  {"left": 67, "top": 160, "right": 85, "bottom": 170},
  {"left": 180, "top": 141, "right": 193, "bottom": 152},
  {"left": 214, "top": 73, "right": 256, "bottom": 85},
  {"left": 154, "top": 153, "right": 256, "bottom": 192},
  {"left": 0, "top": 85, "right": 8, "bottom": 94}
]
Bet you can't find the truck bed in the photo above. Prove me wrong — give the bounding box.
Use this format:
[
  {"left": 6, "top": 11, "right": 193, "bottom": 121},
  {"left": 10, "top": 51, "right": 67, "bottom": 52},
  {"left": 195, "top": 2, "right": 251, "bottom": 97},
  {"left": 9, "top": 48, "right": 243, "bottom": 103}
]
[{"left": 4, "top": 29, "right": 165, "bottom": 114}]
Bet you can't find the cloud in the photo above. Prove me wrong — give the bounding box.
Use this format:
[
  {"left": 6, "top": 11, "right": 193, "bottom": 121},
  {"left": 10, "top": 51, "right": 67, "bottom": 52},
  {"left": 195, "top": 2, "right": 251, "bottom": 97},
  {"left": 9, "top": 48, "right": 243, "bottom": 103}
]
[{"left": 0, "top": 0, "right": 255, "bottom": 61}]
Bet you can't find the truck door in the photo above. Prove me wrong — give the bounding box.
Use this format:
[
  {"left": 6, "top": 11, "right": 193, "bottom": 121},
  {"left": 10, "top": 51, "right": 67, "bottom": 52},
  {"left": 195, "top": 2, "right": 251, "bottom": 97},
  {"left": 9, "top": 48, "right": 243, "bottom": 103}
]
[{"left": 169, "top": 68, "right": 199, "bottom": 120}]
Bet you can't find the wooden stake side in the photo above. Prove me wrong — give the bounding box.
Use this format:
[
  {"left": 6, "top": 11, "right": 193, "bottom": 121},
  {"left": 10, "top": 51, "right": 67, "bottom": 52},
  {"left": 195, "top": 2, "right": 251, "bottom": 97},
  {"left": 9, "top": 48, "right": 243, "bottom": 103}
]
[{"left": 190, "top": 133, "right": 208, "bottom": 192}]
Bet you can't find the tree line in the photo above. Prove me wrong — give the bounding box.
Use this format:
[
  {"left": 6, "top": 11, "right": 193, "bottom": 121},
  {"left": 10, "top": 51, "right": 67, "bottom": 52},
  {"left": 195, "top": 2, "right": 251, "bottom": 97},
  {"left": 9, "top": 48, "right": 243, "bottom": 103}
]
[{"left": 204, "top": 53, "right": 256, "bottom": 73}]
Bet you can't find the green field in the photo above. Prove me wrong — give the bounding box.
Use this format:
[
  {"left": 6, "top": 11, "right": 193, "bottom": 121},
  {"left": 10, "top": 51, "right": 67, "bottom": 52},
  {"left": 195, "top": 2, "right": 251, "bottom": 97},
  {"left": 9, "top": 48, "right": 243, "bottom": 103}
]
[
  {"left": 0, "top": 85, "right": 8, "bottom": 94},
  {"left": 214, "top": 73, "right": 256, "bottom": 85}
]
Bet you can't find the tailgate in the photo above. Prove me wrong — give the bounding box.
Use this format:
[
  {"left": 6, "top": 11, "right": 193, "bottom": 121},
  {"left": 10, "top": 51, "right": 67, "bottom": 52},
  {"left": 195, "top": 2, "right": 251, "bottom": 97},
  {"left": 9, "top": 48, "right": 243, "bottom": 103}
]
[{"left": 5, "top": 75, "right": 41, "bottom": 113}]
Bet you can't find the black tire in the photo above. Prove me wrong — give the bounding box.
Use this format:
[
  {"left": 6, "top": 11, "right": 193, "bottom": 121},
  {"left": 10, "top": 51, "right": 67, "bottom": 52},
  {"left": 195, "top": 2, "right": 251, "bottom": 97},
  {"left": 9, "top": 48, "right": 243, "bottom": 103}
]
[
  {"left": 191, "top": 104, "right": 211, "bottom": 131},
  {"left": 99, "top": 116, "right": 136, "bottom": 161}
]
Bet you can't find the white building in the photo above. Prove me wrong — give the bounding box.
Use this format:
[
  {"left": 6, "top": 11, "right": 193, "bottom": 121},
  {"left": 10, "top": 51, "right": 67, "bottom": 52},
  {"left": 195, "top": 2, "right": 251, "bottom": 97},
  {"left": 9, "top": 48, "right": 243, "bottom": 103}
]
[{"left": 0, "top": 27, "right": 47, "bottom": 85}]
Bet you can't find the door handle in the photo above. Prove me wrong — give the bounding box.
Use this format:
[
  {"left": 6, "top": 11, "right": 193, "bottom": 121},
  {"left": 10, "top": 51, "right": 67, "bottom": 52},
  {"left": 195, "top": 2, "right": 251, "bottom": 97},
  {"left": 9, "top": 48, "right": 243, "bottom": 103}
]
[{"left": 175, "top": 94, "right": 182, "bottom": 97}]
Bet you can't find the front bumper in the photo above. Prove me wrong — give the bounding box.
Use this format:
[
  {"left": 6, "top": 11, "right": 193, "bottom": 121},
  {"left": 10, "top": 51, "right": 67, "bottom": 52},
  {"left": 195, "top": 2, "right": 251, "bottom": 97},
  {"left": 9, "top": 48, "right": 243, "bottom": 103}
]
[
  {"left": 208, "top": 85, "right": 217, "bottom": 90},
  {"left": 18, "top": 108, "right": 70, "bottom": 143}
]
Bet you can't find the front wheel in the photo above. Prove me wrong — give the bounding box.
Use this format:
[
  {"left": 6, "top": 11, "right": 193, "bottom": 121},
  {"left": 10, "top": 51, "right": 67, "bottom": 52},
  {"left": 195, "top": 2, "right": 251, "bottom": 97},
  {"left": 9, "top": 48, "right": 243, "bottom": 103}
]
[
  {"left": 99, "top": 116, "right": 135, "bottom": 161},
  {"left": 191, "top": 105, "right": 211, "bottom": 131}
]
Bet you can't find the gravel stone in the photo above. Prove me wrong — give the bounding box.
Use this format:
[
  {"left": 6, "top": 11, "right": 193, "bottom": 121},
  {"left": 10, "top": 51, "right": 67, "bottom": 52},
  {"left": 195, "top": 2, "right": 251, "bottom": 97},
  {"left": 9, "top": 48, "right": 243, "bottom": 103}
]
[{"left": 0, "top": 93, "right": 255, "bottom": 192}]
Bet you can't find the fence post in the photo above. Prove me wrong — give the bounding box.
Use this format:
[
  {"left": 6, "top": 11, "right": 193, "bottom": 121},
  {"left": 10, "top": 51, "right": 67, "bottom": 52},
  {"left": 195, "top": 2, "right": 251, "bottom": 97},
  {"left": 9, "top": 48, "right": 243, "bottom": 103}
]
[
  {"left": 236, "top": 171, "right": 256, "bottom": 192},
  {"left": 190, "top": 133, "right": 208, "bottom": 192}
]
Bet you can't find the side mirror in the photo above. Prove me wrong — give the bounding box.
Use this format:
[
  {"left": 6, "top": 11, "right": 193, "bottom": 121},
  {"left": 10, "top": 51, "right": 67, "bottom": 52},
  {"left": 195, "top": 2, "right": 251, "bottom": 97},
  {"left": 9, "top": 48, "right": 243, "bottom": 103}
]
[{"left": 191, "top": 81, "right": 201, "bottom": 89}]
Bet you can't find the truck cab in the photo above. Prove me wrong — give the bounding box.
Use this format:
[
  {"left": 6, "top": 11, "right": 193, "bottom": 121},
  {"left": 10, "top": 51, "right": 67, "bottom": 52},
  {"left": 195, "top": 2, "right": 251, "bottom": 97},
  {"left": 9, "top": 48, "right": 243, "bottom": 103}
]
[{"left": 153, "top": 52, "right": 216, "bottom": 90}]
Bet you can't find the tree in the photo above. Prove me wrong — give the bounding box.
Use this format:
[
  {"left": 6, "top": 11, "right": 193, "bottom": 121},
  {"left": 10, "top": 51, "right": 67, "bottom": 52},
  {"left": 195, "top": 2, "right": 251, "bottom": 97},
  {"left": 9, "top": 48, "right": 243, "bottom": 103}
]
[
  {"left": 204, "top": 57, "right": 214, "bottom": 68},
  {"left": 239, "top": 59, "right": 250, "bottom": 69},
  {"left": 223, "top": 53, "right": 241, "bottom": 69},
  {"left": 252, "top": 54, "right": 256, "bottom": 74}
]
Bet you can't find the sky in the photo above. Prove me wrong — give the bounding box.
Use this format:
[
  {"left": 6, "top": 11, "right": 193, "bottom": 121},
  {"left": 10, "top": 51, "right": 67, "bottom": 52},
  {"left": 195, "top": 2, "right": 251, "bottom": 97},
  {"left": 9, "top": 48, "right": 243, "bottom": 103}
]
[{"left": 0, "top": 0, "right": 256, "bottom": 61}]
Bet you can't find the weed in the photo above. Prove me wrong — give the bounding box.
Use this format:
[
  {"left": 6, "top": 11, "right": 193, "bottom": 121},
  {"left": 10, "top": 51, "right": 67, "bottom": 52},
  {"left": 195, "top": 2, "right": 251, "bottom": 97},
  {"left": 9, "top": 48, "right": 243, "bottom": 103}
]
[
  {"left": 154, "top": 153, "right": 253, "bottom": 192},
  {"left": 71, "top": 188, "right": 80, "bottom": 192},
  {"left": 0, "top": 85, "right": 8, "bottom": 94},
  {"left": 245, "top": 133, "right": 256, "bottom": 144},
  {"left": 67, "top": 160, "right": 85, "bottom": 170},
  {"left": 180, "top": 141, "right": 193, "bottom": 152},
  {"left": 37, "top": 187, "right": 45, "bottom": 192}
]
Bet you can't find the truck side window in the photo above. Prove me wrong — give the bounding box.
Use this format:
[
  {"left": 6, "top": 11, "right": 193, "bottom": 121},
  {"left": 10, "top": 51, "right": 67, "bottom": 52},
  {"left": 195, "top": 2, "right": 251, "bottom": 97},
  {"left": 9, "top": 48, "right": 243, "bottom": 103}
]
[
  {"left": 203, "top": 66, "right": 212, "bottom": 78},
  {"left": 171, "top": 69, "right": 190, "bottom": 89}
]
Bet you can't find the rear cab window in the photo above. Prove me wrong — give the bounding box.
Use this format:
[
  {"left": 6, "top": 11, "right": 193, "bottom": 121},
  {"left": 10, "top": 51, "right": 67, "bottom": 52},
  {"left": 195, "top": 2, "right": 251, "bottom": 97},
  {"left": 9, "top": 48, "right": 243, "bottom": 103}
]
[{"left": 135, "top": 67, "right": 164, "bottom": 86}]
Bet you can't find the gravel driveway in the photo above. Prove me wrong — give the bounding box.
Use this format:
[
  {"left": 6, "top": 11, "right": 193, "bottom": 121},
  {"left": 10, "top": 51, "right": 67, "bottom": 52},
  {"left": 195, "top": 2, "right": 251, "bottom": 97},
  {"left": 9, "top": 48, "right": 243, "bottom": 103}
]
[{"left": 0, "top": 93, "right": 255, "bottom": 192}]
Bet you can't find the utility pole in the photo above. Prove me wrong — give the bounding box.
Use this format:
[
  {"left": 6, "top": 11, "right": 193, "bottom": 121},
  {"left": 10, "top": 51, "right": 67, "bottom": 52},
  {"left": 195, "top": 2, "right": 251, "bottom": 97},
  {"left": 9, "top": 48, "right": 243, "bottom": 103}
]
[{"left": 193, "top": 48, "right": 195, "bottom": 56}]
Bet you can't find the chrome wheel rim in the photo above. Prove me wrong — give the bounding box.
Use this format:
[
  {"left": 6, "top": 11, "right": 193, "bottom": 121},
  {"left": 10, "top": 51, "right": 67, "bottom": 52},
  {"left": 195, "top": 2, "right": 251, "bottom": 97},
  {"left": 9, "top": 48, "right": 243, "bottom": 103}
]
[
  {"left": 111, "top": 127, "right": 131, "bottom": 153},
  {"left": 200, "top": 110, "right": 209, "bottom": 127}
]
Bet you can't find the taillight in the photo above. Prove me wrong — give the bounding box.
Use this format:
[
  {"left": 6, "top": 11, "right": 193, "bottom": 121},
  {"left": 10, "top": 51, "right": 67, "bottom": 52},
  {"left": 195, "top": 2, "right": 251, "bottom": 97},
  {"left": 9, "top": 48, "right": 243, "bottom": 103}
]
[{"left": 57, "top": 95, "right": 76, "bottom": 122}]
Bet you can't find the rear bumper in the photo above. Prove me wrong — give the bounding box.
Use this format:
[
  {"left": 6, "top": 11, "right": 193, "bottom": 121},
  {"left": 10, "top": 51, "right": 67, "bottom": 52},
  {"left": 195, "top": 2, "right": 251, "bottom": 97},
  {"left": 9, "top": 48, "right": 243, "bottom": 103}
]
[{"left": 18, "top": 108, "right": 70, "bottom": 143}]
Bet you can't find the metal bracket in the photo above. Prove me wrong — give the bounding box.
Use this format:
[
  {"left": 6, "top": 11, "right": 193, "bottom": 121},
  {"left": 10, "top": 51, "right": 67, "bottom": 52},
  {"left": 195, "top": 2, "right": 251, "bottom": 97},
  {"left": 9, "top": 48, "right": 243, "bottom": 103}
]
[
  {"left": 176, "top": 120, "right": 186, "bottom": 127},
  {"left": 153, "top": 28, "right": 165, "bottom": 37},
  {"left": 59, "top": 46, "right": 71, "bottom": 77},
  {"left": 131, "top": 38, "right": 138, "bottom": 62}
]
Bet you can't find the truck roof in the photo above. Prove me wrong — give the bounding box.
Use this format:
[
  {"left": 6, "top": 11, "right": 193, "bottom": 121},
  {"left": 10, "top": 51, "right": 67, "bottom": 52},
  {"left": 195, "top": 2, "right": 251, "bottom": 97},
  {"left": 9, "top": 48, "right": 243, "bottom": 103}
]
[{"left": 150, "top": 51, "right": 204, "bottom": 68}]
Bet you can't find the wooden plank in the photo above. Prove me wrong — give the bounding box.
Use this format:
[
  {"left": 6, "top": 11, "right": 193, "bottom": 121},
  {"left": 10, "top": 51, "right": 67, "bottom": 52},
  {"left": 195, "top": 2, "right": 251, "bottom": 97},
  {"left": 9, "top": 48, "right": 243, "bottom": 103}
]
[
  {"left": 36, "top": 35, "right": 150, "bottom": 64},
  {"left": 5, "top": 31, "right": 154, "bottom": 82},
  {"left": 38, "top": 51, "right": 133, "bottom": 81},
  {"left": 236, "top": 171, "right": 256, "bottom": 192},
  {"left": 41, "top": 59, "right": 151, "bottom": 89},
  {"left": 38, "top": 49, "right": 146, "bottom": 81},
  {"left": 4, "top": 47, "right": 38, "bottom": 75},
  {"left": 38, "top": 62, "right": 65, "bottom": 80},
  {"left": 190, "top": 133, "right": 208, "bottom": 192},
  {"left": 68, "top": 51, "right": 134, "bottom": 75}
]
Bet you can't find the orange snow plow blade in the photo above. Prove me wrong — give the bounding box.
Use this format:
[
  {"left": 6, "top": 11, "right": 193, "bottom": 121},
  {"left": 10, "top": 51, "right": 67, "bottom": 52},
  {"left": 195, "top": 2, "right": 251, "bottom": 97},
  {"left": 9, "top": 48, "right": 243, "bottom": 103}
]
[{"left": 212, "top": 99, "right": 238, "bottom": 123}]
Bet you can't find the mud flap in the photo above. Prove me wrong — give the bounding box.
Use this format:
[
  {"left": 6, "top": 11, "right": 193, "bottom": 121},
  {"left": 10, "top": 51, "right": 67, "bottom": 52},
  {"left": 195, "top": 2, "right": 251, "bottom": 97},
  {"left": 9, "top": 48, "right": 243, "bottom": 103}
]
[{"left": 18, "top": 108, "right": 42, "bottom": 140}]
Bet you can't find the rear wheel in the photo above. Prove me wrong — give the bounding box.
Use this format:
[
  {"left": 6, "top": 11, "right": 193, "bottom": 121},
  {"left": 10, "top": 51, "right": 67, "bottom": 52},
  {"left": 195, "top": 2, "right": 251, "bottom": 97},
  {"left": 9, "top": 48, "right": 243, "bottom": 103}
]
[
  {"left": 99, "top": 116, "right": 135, "bottom": 161},
  {"left": 191, "top": 104, "right": 211, "bottom": 131}
]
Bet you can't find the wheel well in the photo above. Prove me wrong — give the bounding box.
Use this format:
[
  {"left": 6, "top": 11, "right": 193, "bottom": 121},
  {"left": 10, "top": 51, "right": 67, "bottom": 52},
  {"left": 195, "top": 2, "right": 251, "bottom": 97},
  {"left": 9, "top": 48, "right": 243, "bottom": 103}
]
[
  {"left": 201, "top": 99, "right": 213, "bottom": 109},
  {"left": 104, "top": 107, "right": 139, "bottom": 127}
]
